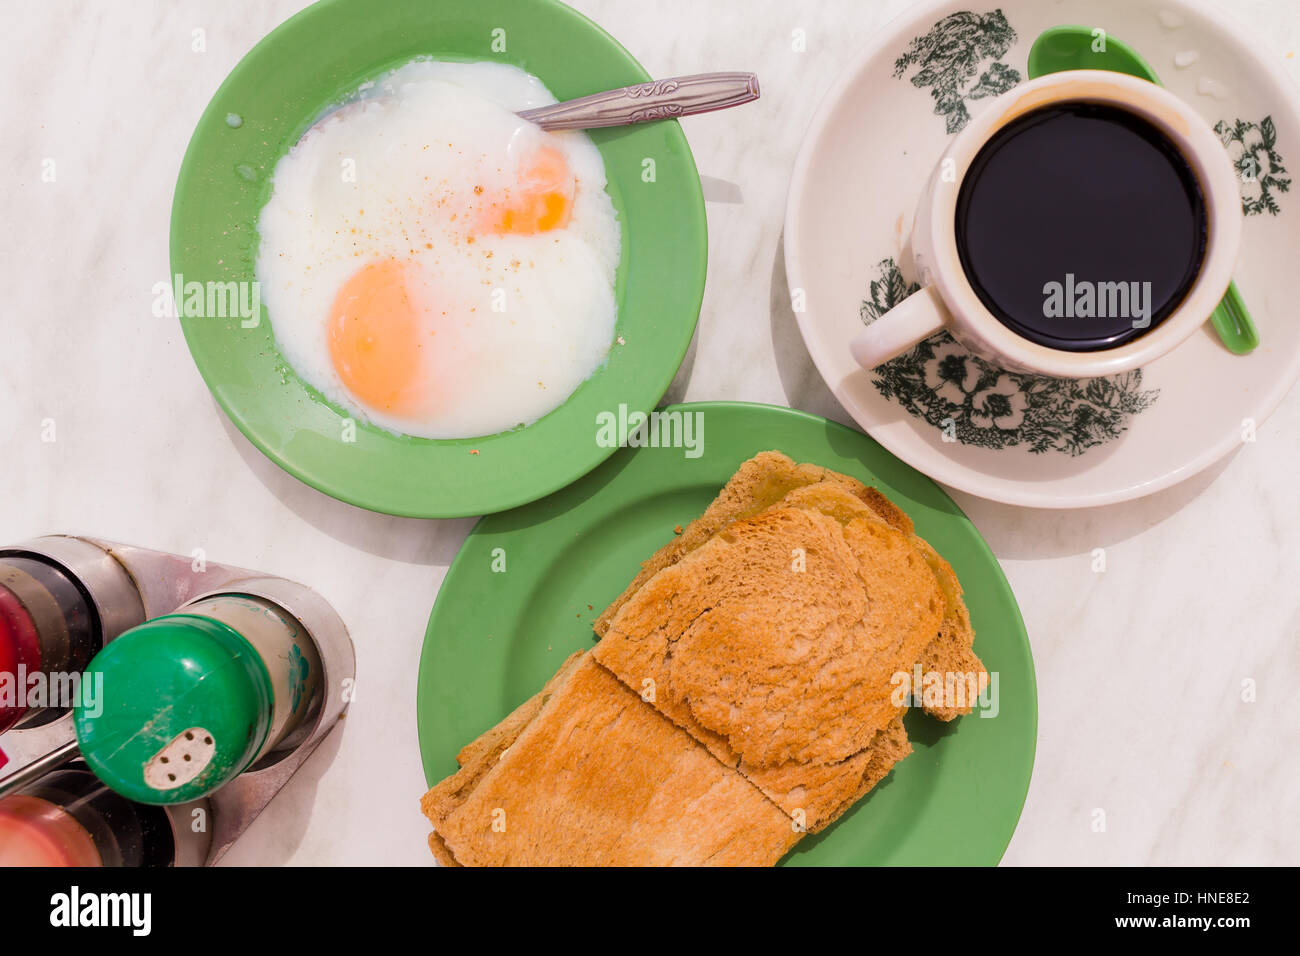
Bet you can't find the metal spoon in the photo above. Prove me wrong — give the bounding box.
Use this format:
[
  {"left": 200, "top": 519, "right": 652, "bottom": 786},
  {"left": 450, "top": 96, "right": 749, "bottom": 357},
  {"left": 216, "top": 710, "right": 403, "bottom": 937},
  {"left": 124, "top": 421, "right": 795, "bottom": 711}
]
[
  {"left": 1027, "top": 26, "right": 1260, "bottom": 355},
  {"left": 517, "top": 72, "right": 759, "bottom": 131}
]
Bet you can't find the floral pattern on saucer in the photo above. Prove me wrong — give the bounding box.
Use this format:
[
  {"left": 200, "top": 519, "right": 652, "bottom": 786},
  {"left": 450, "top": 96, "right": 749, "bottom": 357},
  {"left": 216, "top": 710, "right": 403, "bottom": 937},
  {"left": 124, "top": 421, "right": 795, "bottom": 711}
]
[
  {"left": 861, "top": 259, "right": 1160, "bottom": 455},
  {"left": 1215, "top": 115, "right": 1291, "bottom": 216},
  {"left": 893, "top": 9, "right": 1022, "bottom": 133}
]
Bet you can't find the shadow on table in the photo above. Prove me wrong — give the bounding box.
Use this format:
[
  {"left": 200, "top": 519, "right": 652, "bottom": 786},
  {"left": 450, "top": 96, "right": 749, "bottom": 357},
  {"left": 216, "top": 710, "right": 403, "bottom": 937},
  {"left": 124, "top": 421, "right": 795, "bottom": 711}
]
[
  {"left": 957, "top": 450, "right": 1240, "bottom": 560},
  {"left": 212, "top": 398, "right": 473, "bottom": 567},
  {"left": 768, "top": 232, "right": 854, "bottom": 425},
  {"left": 214, "top": 714, "right": 348, "bottom": 866}
]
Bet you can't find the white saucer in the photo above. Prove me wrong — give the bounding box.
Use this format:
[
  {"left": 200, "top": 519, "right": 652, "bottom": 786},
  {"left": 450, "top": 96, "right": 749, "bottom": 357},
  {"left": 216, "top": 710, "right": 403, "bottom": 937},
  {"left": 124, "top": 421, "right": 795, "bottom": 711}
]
[{"left": 785, "top": 0, "right": 1300, "bottom": 508}]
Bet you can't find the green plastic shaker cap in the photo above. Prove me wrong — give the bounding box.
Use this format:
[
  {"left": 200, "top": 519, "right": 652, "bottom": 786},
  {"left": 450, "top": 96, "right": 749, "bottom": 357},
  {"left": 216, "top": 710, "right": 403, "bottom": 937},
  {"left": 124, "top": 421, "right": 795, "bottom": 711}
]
[{"left": 73, "top": 615, "right": 273, "bottom": 805}]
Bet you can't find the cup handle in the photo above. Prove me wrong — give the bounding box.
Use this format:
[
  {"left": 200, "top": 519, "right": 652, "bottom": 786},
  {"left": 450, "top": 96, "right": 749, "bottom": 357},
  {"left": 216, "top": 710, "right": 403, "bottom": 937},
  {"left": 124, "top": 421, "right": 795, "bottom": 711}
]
[{"left": 849, "top": 285, "right": 948, "bottom": 369}]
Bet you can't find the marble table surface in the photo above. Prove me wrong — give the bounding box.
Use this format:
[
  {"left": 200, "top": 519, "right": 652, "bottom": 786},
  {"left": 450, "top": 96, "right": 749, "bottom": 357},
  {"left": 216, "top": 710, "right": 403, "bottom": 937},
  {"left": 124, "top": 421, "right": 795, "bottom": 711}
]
[{"left": 3, "top": 0, "right": 1298, "bottom": 866}]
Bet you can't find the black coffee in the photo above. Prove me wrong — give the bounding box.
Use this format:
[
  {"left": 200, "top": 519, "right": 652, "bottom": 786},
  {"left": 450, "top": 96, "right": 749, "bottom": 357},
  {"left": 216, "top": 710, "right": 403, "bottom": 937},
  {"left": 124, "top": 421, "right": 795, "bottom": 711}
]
[{"left": 955, "top": 102, "right": 1207, "bottom": 351}]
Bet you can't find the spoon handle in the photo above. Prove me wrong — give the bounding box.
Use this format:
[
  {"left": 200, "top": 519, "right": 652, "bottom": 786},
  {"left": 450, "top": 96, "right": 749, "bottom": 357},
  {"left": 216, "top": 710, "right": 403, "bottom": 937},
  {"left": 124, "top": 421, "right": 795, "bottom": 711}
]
[{"left": 518, "top": 72, "right": 760, "bottom": 131}]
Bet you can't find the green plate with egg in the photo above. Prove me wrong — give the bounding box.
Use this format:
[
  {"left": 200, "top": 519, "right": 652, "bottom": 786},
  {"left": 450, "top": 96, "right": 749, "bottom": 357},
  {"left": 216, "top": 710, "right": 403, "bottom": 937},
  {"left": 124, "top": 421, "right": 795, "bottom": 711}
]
[{"left": 171, "top": 0, "right": 706, "bottom": 517}]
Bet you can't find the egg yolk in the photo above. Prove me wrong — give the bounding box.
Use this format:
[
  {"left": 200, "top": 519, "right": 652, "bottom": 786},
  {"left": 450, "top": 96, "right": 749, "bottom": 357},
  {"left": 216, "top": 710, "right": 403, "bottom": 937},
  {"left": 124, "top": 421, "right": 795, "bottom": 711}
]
[
  {"left": 328, "top": 259, "right": 425, "bottom": 415},
  {"left": 480, "top": 145, "right": 575, "bottom": 235}
]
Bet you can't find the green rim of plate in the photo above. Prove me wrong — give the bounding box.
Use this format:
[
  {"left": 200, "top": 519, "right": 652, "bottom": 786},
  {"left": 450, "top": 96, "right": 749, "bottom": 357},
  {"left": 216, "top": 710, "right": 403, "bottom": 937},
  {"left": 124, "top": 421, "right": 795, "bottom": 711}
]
[
  {"left": 170, "top": 0, "right": 707, "bottom": 518},
  {"left": 417, "top": 401, "right": 1038, "bottom": 866}
]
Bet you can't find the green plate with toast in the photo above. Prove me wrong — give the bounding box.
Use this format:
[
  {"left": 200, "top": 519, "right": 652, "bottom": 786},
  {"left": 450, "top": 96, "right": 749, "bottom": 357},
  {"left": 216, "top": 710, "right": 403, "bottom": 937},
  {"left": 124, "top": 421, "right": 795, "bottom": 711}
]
[
  {"left": 417, "top": 401, "right": 1037, "bottom": 866},
  {"left": 171, "top": 0, "right": 706, "bottom": 518}
]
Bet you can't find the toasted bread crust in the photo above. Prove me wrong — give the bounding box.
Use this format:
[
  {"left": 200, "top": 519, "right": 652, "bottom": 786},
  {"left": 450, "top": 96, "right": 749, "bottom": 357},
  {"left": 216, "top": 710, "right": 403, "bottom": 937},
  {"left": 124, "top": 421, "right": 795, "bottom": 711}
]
[
  {"left": 427, "top": 831, "right": 461, "bottom": 867},
  {"left": 741, "top": 716, "right": 912, "bottom": 833},
  {"left": 421, "top": 651, "right": 587, "bottom": 832}
]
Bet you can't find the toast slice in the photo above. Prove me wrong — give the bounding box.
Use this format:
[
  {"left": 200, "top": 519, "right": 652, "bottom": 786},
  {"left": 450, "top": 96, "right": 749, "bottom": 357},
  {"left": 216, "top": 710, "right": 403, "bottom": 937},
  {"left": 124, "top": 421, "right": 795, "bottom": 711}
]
[
  {"left": 593, "top": 493, "right": 942, "bottom": 768},
  {"left": 592, "top": 484, "right": 940, "bottom": 831},
  {"left": 594, "top": 452, "right": 984, "bottom": 720},
  {"left": 592, "top": 454, "right": 985, "bottom": 831},
  {"left": 421, "top": 653, "right": 802, "bottom": 866}
]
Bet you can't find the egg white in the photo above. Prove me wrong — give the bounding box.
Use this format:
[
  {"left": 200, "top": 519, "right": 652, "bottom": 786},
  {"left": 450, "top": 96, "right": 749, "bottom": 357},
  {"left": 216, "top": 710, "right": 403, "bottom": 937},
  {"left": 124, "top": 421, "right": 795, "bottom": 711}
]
[{"left": 255, "top": 60, "right": 621, "bottom": 439}]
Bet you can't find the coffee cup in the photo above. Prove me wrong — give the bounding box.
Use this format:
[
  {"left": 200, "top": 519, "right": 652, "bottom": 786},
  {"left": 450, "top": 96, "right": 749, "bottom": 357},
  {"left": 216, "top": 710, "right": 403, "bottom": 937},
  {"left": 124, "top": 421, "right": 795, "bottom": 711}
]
[{"left": 850, "top": 70, "right": 1243, "bottom": 379}]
